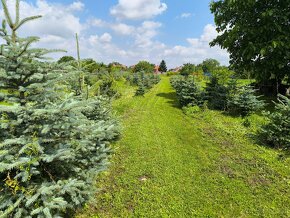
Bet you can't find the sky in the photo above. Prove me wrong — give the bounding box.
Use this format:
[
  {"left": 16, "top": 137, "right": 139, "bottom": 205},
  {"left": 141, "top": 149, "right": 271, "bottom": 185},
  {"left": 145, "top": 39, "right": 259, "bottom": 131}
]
[{"left": 0, "top": 0, "right": 229, "bottom": 68}]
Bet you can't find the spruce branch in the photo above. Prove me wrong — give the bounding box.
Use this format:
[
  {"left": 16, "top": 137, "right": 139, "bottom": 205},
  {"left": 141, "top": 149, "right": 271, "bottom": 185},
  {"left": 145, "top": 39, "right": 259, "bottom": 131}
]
[
  {"left": 1, "top": 20, "right": 7, "bottom": 35},
  {"left": 15, "top": 15, "right": 42, "bottom": 30},
  {"left": 17, "top": 37, "right": 40, "bottom": 57},
  {"left": 76, "top": 33, "right": 81, "bottom": 68},
  {"left": 1, "top": 0, "right": 13, "bottom": 29},
  {"left": 16, "top": 0, "right": 20, "bottom": 25}
]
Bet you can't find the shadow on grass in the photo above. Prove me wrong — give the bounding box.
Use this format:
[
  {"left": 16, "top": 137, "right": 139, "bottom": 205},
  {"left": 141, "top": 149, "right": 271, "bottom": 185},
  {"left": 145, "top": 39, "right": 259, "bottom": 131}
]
[{"left": 156, "top": 92, "right": 181, "bottom": 108}]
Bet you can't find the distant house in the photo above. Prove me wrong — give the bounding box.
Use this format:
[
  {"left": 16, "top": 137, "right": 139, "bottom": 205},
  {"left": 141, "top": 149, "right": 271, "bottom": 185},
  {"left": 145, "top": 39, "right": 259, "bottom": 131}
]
[
  {"left": 110, "top": 63, "right": 127, "bottom": 70},
  {"left": 172, "top": 66, "right": 182, "bottom": 73},
  {"left": 154, "top": 65, "right": 161, "bottom": 74}
]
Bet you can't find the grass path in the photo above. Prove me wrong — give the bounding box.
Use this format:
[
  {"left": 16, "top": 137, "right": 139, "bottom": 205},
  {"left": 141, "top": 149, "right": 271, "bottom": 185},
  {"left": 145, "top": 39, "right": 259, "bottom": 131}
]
[{"left": 77, "top": 77, "right": 290, "bottom": 217}]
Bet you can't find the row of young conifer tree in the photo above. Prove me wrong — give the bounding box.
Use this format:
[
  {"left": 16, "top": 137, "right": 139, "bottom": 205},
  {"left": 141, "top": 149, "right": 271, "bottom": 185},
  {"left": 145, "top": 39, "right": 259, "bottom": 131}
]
[
  {"left": 170, "top": 75, "right": 290, "bottom": 150},
  {"left": 0, "top": 0, "right": 119, "bottom": 217}
]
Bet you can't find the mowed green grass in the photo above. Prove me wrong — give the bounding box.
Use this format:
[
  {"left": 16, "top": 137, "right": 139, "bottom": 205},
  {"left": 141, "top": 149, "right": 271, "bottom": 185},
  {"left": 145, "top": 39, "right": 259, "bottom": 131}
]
[{"left": 77, "top": 77, "right": 290, "bottom": 217}]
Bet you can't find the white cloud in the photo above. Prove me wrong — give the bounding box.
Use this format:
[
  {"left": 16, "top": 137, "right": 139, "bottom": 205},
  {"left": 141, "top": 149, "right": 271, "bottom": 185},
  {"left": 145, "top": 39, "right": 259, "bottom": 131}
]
[
  {"left": 180, "top": 13, "right": 192, "bottom": 18},
  {"left": 2, "top": 0, "right": 84, "bottom": 38},
  {"left": 110, "top": 21, "right": 162, "bottom": 49},
  {"left": 68, "top": 1, "right": 85, "bottom": 12},
  {"left": 110, "top": 0, "right": 167, "bottom": 20},
  {"left": 111, "top": 23, "right": 135, "bottom": 35},
  {"left": 200, "top": 24, "right": 217, "bottom": 42},
  {"left": 99, "top": 33, "right": 112, "bottom": 43},
  {"left": 135, "top": 21, "right": 162, "bottom": 48},
  {"left": 90, "top": 18, "right": 107, "bottom": 27},
  {"left": 89, "top": 35, "right": 99, "bottom": 45},
  {"left": 162, "top": 24, "right": 229, "bottom": 67}
]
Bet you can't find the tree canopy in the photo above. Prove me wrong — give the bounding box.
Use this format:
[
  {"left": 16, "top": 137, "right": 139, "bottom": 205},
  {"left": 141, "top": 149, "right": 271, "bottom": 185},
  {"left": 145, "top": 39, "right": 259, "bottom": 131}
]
[
  {"left": 210, "top": 0, "right": 290, "bottom": 93},
  {"left": 57, "top": 56, "right": 76, "bottom": 64},
  {"left": 180, "top": 63, "right": 196, "bottom": 77},
  {"left": 201, "top": 58, "right": 220, "bottom": 73},
  {"left": 133, "top": 61, "right": 154, "bottom": 73}
]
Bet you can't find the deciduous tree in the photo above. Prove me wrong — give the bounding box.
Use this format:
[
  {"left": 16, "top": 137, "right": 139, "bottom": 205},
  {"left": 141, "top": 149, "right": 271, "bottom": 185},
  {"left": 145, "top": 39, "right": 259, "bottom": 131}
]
[{"left": 210, "top": 0, "right": 290, "bottom": 94}]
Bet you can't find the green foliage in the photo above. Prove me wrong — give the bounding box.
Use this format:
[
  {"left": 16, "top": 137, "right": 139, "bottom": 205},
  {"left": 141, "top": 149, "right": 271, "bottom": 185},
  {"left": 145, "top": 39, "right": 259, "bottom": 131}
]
[
  {"left": 89, "top": 70, "right": 120, "bottom": 98},
  {"left": 57, "top": 56, "right": 75, "bottom": 64},
  {"left": 180, "top": 63, "right": 196, "bottom": 77},
  {"left": 159, "top": 60, "right": 167, "bottom": 73},
  {"left": 211, "top": 67, "right": 235, "bottom": 84},
  {"left": 228, "top": 85, "right": 265, "bottom": 117},
  {"left": 210, "top": 0, "right": 290, "bottom": 90},
  {"left": 201, "top": 58, "right": 220, "bottom": 73},
  {"left": 205, "top": 76, "right": 228, "bottom": 110},
  {"left": 182, "top": 105, "right": 201, "bottom": 116},
  {"left": 81, "top": 59, "right": 105, "bottom": 74},
  {"left": 166, "top": 71, "right": 179, "bottom": 76},
  {"left": 0, "top": 1, "right": 119, "bottom": 217},
  {"left": 135, "top": 83, "right": 146, "bottom": 96},
  {"left": 126, "top": 71, "right": 160, "bottom": 96},
  {"left": 170, "top": 75, "right": 204, "bottom": 107},
  {"left": 133, "top": 61, "right": 154, "bottom": 73},
  {"left": 260, "top": 95, "right": 290, "bottom": 149}
]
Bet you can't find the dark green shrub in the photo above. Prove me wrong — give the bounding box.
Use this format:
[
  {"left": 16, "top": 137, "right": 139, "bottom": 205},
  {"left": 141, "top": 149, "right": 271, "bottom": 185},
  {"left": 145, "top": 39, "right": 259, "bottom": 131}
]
[
  {"left": 205, "top": 76, "right": 228, "bottom": 110},
  {"left": 260, "top": 95, "right": 290, "bottom": 149}
]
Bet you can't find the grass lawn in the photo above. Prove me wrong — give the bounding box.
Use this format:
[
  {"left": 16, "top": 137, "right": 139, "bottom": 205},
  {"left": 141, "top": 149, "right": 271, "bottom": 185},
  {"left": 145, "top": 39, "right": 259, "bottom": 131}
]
[{"left": 77, "top": 76, "right": 290, "bottom": 217}]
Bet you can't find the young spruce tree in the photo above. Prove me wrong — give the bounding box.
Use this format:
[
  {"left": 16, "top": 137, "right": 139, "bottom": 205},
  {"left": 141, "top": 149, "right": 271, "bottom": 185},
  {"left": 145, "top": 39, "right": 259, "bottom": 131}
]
[{"left": 0, "top": 1, "right": 119, "bottom": 217}]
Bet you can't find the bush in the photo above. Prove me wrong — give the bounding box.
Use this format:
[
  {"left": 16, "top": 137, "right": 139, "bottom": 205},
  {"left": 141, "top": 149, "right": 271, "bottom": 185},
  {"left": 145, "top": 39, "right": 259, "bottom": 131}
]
[
  {"left": 260, "top": 95, "right": 290, "bottom": 149},
  {"left": 211, "top": 67, "right": 235, "bottom": 84},
  {"left": 88, "top": 71, "right": 119, "bottom": 98},
  {"left": 228, "top": 85, "right": 265, "bottom": 117},
  {"left": 166, "top": 71, "right": 179, "bottom": 76},
  {"left": 170, "top": 76, "right": 204, "bottom": 107}
]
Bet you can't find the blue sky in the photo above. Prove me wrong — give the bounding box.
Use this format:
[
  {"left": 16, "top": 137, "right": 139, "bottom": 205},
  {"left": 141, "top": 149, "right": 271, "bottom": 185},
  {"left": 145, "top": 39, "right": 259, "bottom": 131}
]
[{"left": 1, "top": 0, "right": 229, "bottom": 68}]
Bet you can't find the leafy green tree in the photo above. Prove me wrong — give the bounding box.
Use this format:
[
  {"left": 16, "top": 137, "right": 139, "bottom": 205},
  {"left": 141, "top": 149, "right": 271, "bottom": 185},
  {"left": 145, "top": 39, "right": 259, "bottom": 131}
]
[
  {"left": 57, "top": 56, "right": 75, "bottom": 64},
  {"left": 0, "top": 1, "right": 119, "bottom": 217},
  {"left": 133, "top": 61, "right": 154, "bottom": 73},
  {"left": 201, "top": 58, "right": 220, "bottom": 73},
  {"left": 210, "top": 0, "right": 290, "bottom": 94},
  {"left": 212, "top": 66, "right": 235, "bottom": 84},
  {"left": 159, "top": 60, "right": 167, "bottom": 73},
  {"left": 180, "top": 63, "right": 196, "bottom": 77}
]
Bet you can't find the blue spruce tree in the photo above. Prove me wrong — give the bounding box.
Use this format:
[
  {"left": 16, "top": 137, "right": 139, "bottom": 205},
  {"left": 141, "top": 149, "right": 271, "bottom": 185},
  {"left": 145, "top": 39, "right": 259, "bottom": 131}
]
[{"left": 0, "top": 0, "right": 119, "bottom": 217}]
